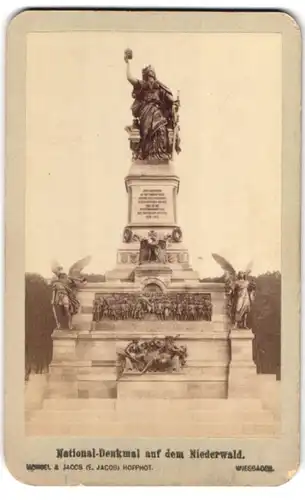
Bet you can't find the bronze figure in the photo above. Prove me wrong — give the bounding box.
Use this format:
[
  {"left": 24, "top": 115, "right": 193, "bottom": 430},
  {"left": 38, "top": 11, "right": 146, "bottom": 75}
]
[
  {"left": 117, "top": 336, "right": 188, "bottom": 376},
  {"left": 212, "top": 253, "right": 256, "bottom": 329},
  {"left": 51, "top": 256, "right": 91, "bottom": 330},
  {"left": 124, "top": 48, "right": 181, "bottom": 162}
]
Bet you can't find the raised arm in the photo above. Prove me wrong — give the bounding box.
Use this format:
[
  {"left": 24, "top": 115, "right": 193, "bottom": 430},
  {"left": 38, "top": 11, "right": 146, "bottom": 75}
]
[{"left": 125, "top": 57, "right": 138, "bottom": 86}]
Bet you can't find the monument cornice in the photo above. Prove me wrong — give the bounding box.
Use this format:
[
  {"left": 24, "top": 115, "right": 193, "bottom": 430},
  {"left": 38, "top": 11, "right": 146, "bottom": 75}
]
[{"left": 124, "top": 174, "right": 180, "bottom": 194}]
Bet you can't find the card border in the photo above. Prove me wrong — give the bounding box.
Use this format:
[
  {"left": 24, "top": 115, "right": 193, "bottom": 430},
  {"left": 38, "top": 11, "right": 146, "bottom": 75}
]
[{"left": 5, "top": 10, "right": 301, "bottom": 486}]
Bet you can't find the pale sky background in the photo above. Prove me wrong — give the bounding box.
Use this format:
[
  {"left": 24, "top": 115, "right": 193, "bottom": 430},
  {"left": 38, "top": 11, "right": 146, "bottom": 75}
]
[{"left": 25, "top": 32, "right": 282, "bottom": 278}]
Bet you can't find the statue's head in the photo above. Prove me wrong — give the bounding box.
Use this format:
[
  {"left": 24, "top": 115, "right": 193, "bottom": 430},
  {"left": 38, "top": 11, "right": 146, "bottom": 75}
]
[
  {"left": 142, "top": 65, "right": 156, "bottom": 82},
  {"left": 237, "top": 271, "right": 246, "bottom": 280},
  {"left": 58, "top": 271, "right": 68, "bottom": 279}
]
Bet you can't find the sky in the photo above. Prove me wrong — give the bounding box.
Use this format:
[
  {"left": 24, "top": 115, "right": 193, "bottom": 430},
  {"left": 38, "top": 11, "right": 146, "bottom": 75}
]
[{"left": 25, "top": 31, "right": 282, "bottom": 278}]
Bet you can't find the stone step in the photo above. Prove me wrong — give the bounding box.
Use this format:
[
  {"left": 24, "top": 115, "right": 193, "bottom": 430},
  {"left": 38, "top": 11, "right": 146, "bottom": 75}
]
[
  {"left": 43, "top": 398, "right": 117, "bottom": 410},
  {"left": 257, "top": 374, "right": 277, "bottom": 383},
  {"left": 25, "top": 420, "right": 280, "bottom": 438},
  {"left": 26, "top": 409, "right": 275, "bottom": 425},
  {"left": 42, "top": 397, "right": 263, "bottom": 412}
]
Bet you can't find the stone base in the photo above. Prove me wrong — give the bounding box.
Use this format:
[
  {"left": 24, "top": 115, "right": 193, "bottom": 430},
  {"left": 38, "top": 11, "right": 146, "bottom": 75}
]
[
  {"left": 228, "top": 327, "right": 258, "bottom": 397},
  {"left": 228, "top": 365, "right": 258, "bottom": 398},
  {"left": 48, "top": 317, "right": 232, "bottom": 399},
  {"left": 26, "top": 394, "right": 281, "bottom": 438},
  {"left": 105, "top": 265, "right": 200, "bottom": 283},
  {"left": 88, "top": 317, "right": 227, "bottom": 333},
  {"left": 117, "top": 374, "right": 227, "bottom": 399},
  {"left": 134, "top": 263, "right": 172, "bottom": 285},
  {"left": 78, "top": 380, "right": 117, "bottom": 399}
]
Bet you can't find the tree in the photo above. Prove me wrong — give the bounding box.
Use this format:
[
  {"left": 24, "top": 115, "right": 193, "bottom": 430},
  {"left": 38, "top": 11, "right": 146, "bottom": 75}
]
[
  {"left": 251, "top": 271, "right": 281, "bottom": 379},
  {"left": 25, "top": 273, "right": 55, "bottom": 380}
]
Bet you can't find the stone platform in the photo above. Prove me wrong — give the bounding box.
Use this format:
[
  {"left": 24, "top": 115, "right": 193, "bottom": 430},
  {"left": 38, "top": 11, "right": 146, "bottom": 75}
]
[
  {"left": 47, "top": 302, "right": 235, "bottom": 400},
  {"left": 117, "top": 373, "right": 227, "bottom": 399},
  {"left": 25, "top": 393, "right": 281, "bottom": 438},
  {"left": 105, "top": 160, "right": 202, "bottom": 282},
  {"left": 45, "top": 321, "right": 260, "bottom": 405}
]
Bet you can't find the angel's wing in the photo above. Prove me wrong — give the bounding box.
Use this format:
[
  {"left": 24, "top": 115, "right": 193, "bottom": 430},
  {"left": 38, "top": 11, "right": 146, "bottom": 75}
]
[
  {"left": 212, "top": 253, "right": 236, "bottom": 279},
  {"left": 245, "top": 260, "right": 253, "bottom": 276},
  {"left": 51, "top": 259, "right": 63, "bottom": 277},
  {"left": 68, "top": 255, "right": 91, "bottom": 278}
]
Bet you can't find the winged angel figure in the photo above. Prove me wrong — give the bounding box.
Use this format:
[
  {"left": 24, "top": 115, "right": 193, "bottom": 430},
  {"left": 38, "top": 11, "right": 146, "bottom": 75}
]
[
  {"left": 51, "top": 256, "right": 91, "bottom": 330},
  {"left": 212, "top": 254, "right": 256, "bottom": 329}
]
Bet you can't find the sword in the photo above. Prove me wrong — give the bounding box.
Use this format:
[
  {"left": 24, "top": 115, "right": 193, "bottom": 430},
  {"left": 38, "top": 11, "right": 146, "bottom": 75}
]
[
  {"left": 52, "top": 304, "right": 60, "bottom": 329},
  {"left": 51, "top": 288, "right": 60, "bottom": 329},
  {"left": 171, "top": 90, "right": 180, "bottom": 160}
]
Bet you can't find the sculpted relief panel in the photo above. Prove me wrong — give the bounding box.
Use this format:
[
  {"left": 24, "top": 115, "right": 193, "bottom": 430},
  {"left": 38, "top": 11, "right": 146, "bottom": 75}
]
[
  {"left": 118, "top": 226, "right": 187, "bottom": 267},
  {"left": 117, "top": 251, "right": 189, "bottom": 265},
  {"left": 117, "top": 336, "right": 188, "bottom": 377},
  {"left": 92, "top": 292, "right": 212, "bottom": 322}
]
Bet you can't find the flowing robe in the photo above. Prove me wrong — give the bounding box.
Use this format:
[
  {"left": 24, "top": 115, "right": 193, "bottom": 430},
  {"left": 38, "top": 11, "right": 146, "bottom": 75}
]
[
  {"left": 131, "top": 80, "right": 180, "bottom": 160},
  {"left": 51, "top": 277, "right": 80, "bottom": 315},
  {"left": 233, "top": 279, "right": 251, "bottom": 323}
]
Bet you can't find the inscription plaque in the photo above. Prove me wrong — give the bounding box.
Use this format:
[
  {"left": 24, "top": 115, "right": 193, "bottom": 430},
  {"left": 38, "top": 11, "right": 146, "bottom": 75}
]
[{"left": 131, "top": 185, "right": 175, "bottom": 224}]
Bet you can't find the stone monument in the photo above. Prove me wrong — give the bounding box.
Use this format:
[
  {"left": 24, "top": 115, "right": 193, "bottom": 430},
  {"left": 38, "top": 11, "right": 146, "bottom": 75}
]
[{"left": 26, "top": 50, "right": 280, "bottom": 438}]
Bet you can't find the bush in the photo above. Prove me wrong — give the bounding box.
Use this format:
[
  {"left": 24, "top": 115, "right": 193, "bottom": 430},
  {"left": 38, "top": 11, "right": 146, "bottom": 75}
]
[
  {"left": 25, "top": 273, "right": 55, "bottom": 380},
  {"left": 252, "top": 271, "right": 281, "bottom": 379}
]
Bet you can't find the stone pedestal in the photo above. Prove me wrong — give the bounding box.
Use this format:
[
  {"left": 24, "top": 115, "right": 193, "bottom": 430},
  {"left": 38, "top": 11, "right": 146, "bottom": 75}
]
[
  {"left": 48, "top": 330, "right": 80, "bottom": 398},
  {"left": 125, "top": 160, "right": 179, "bottom": 229},
  {"left": 106, "top": 160, "right": 199, "bottom": 282},
  {"left": 52, "top": 329, "right": 77, "bottom": 361},
  {"left": 228, "top": 328, "right": 258, "bottom": 398},
  {"left": 117, "top": 373, "right": 227, "bottom": 399},
  {"left": 47, "top": 312, "right": 231, "bottom": 400},
  {"left": 133, "top": 263, "right": 172, "bottom": 285}
]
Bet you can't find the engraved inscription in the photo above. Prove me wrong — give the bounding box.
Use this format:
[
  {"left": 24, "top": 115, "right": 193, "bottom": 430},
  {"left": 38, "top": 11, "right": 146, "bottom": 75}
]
[
  {"left": 131, "top": 185, "right": 175, "bottom": 224},
  {"left": 137, "top": 188, "right": 168, "bottom": 220}
]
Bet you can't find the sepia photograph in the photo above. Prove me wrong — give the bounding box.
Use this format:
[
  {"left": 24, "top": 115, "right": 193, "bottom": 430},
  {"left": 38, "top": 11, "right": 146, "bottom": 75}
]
[
  {"left": 5, "top": 10, "right": 300, "bottom": 486},
  {"left": 24, "top": 30, "right": 282, "bottom": 439}
]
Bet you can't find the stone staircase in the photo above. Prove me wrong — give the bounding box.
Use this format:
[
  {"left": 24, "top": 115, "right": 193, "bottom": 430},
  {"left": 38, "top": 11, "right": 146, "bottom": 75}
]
[{"left": 25, "top": 397, "right": 280, "bottom": 438}]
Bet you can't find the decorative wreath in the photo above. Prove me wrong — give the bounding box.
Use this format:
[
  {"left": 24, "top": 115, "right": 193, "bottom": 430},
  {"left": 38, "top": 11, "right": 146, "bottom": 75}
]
[
  {"left": 123, "top": 227, "right": 133, "bottom": 243},
  {"left": 172, "top": 227, "right": 183, "bottom": 243}
]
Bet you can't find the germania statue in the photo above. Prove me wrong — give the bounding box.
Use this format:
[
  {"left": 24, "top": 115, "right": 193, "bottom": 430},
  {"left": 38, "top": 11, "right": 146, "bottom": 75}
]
[{"left": 124, "top": 48, "right": 181, "bottom": 162}]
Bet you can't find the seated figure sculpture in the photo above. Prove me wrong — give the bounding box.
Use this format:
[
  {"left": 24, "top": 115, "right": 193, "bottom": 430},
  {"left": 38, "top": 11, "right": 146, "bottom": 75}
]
[
  {"left": 124, "top": 48, "right": 181, "bottom": 162},
  {"left": 117, "top": 336, "right": 188, "bottom": 377}
]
